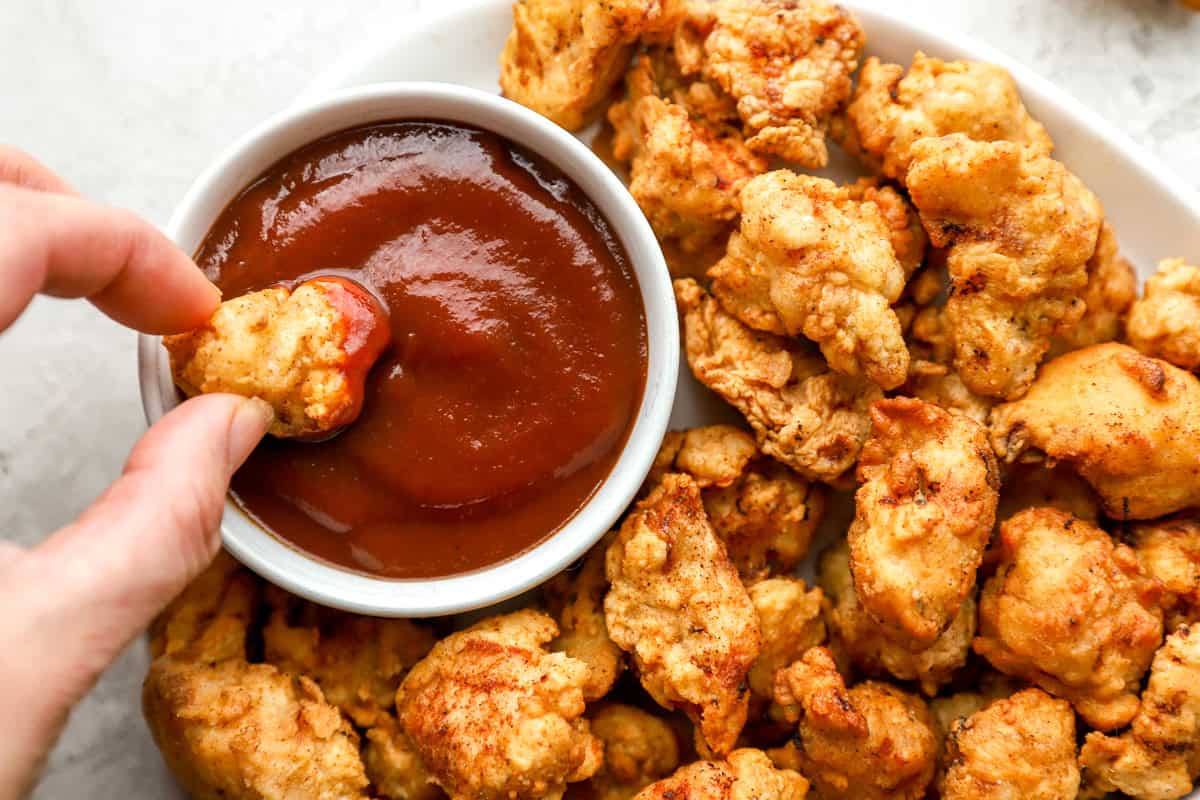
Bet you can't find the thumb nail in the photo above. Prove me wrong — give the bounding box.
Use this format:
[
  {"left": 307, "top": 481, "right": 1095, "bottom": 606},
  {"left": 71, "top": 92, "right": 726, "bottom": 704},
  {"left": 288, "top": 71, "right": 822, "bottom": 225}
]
[{"left": 226, "top": 397, "right": 273, "bottom": 471}]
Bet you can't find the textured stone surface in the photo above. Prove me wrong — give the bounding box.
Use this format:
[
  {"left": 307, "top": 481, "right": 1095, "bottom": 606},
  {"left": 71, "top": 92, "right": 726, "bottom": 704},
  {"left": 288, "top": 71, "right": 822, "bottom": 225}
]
[{"left": 0, "top": 1, "right": 1196, "bottom": 798}]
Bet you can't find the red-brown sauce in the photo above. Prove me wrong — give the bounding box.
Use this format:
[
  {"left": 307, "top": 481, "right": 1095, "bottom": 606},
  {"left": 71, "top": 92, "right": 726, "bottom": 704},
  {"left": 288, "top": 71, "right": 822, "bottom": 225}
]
[{"left": 198, "top": 121, "right": 647, "bottom": 578}]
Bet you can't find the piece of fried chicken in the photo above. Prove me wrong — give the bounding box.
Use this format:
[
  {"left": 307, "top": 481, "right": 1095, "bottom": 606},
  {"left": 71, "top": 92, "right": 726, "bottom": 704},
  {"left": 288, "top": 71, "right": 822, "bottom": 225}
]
[
  {"left": 148, "top": 550, "right": 260, "bottom": 662},
  {"left": 844, "top": 177, "right": 929, "bottom": 278},
  {"left": 990, "top": 343, "right": 1200, "bottom": 520},
  {"left": 650, "top": 425, "right": 825, "bottom": 582},
  {"left": 820, "top": 541, "right": 975, "bottom": 696},
  {"left": 1129, "top": 515, "right": 1200, "bottom": 634},
  {"left": 996, "top": 462, "right": 1101, "bottom": 524},
  {"left": 1047, "top": 222, "right": 1136, "bottom": 356},
  {"left": 604, "top": 474, "right": 761, "bottom": 756},
  {"left": 543, "top": 537, "right": 625, "bottom": 701},
  {"left": 771, "top": 647, "right": 938, "bottom": 800},
  {"left": 974, "top": 507, "right": 1163, "bottom": 730},
  {"left": 675, "top": 278, "right": 881, "bottom": 484},
  {"left": 902, "top": 360, "right": 992, "bottom": 424},
  {"left": 747, "top": 578, "right": 826, "bottom": 708},
  {"left": 583, "top": 704, "right": 681, "bottom": 800},
  {"left": 635, "top": 748, "right": 809, "bottom": 800},
  {"left": 708, "top": 171, "right": 910, "bottom": 389},
  {"left": 1127, "top": 257, "right": 1200, "bottom": 371},
  {"left": 906, "top": 134, "right": 1104, "bottom": 400},
  {"left": 849, "top": 398, "right": 999, "bottom": 647},
  {"left": 939, "top": 688, "right": 1079, "bottom": 800},
  {"left": 261, "top": 585, "right": 436, "bottom": 728},
  {"left": 928, "top": 672, "right": 1018, "bottom": 747},
  {"left": 363, "top": 714, "right": 444, "bottom": 800},
  {"left": 163, "top": 276, "right": 390, "bottom": 438},
  {"left": 1078, "top": 624, "right": 1200, "bottom": 800},
  {"left": 396, "top": 609, "right": 602, "bottom": 800},
  {"left": 499, "top": 0, "right": 677, "bottom": 130},
  {"left": 834, "top": 52, "right": 1052, "bottom": 181}
]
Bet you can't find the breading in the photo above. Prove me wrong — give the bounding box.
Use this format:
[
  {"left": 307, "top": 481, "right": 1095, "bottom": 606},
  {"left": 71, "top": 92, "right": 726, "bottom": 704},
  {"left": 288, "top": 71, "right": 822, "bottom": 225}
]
[
  {"left": 647, "top": 426, "right": 758, "bottom": 491},
  {"left": 844, "top": 177, "right": 929, "bottom": 278},
  {"left": 996, "top": 463, "right": 1101, "bottom": 524},
  {"left": 544, "top": 538, "right": 625, "bottom": 701},
  {"left": 974, "top": 507, "right": 1163, "bottom": 730},
  {"left": 363, "top": 715, "right": 444, "bottom": 800},
  {"left": 928, "top": 673, "right": 1017, "bottom": 745},
  {"left": 1127, "top": 257, "right": 1200, "bottom": 371},
  {"left": 396, "top": 609, "right": 602, "bottom": 800},
  {"left": 163, "top": 276, "right": 390, "bottom": 438},
  {"left": 634, "top": 748, "right": 809, "bottom": 800},
  {"left": 903, "top": 360, "right": 992, "bottom": 425},
  {"left": 906, "top": 134, "right": 1104, "bottom": 399},
  {"left": 604, "top": 474, "right": 761, "bottom": 756},
  {"left": 747, "top": 578, "right": 826, "bottom": 705},
  {"left": 148, "top": 550, "right": 259, "bottom": 662},
  {"left": 1048, "top": 222, "right": 1136, "bottom": 356},
  {"left": 1129, "top": 515, "right": 1200, "bottom": 633},
  {"left": 586, "top": 704, "right": 681, "bottom": 800},
  {"left": 675, "top": 278, "right": 881, "bottom": 484},
  {"left": 990, "top": 343, "right": 1200, "bottom": 520},
  {"left": 849, "top": 398, "right": 999, "bottom": 647},
  {"left": 708, "top": 171, "right": 910, "bottom": 389}
]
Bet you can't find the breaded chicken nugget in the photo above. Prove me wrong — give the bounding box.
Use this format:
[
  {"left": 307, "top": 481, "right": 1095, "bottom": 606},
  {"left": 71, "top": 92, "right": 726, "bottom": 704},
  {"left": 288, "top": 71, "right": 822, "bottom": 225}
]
[
  {"left": 844, "top": 177, "right": 928, "bottom": 278},
  {"left": 634, "top": 748, "right": 809, "bottom": 800},
  {"left": 396, "top": 609, "right": 602, "bottom": 800},
  {"left": 996, "top": 463, "right": 1101, "bottom": 524},
  {"left": 772, "top": 647, "right": 938, "bottom": 800},
  {"left": 585, "top": 704, "right": 681, "bottom": 800},
  {"left": 939, "top": 688, "right": 1079, "bottom": 800},
  {"left": 363, "top": 714, "right": 444, "bottom": 800},
  {"left": 906, "top": 134, "right": 1103, "bottom": 399},
  {"left": 1129, "top": 515, "right": 1200, "bottom": 634},
  {"left": 902, "top": 360, "right": 992, "bottom": 425},
  {"left": 747, "top": 578, "right": 826, "bottom": 706},
  {"left": 647, "top": 425, "right": 758, "bottom": 491},
  {"left": 164, "top": 276, "right": 390, "bottom": 438},
  {"left": 990, "top": 343, "right": 1200, "bottom": 520},
  {"left": 928, "top": 672, "right": 1018, "bottom": 746},
  {"left": 675, "top": 278, "right": 881, "bottom": 484},
  {"left": 1078, "top": 624, "right": 1200, "bottom": 800},
  {"left": 708, "top": 171, "right": 910, "bottom": 389},
  {"left": 835, "top": 53, "right": 1052, "bottom": 181},
  {"left": 849, "top": 398, "right": 999, "bottom": 647},
  {"left": 148, "top": 550, "right": 259, "bottom": 662},
  {"left": 604, "top": 474, "right": 761, "bottom": 756},
  {"left": 1048, "top": 222, "right": 1136, "bottom": 356},
  {"left": 974, "top": 508, "right": 1163, "bottom": 730},
  {"left": 1127, "top": 257, "right": 1200, "bottom": 371}
]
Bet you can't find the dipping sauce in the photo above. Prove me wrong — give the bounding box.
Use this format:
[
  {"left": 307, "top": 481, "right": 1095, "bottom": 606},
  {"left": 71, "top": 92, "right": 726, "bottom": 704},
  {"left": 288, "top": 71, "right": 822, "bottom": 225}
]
[{"left": 198, "top": 121, "right": 648, "bottom": 578}]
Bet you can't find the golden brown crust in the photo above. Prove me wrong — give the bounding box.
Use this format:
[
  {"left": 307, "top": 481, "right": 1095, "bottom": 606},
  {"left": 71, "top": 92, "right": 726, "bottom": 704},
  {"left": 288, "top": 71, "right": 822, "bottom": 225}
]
[
  {"left": 544, "top": 538, "right": 625, "bottom": 701},
  {"left": 586, "top": 704, "right": 681, "bottom": 800},
  {"left": 148, "top": 551, "right": 259, "bottom": 662},
  {"left": 1048, "top": 222, "right": 1136, "bottom": 356},
  {"left": 902, "top": 360, "right": 992, "bottom": 425},
  {"left": 363, "top": 715, "right": 444, "bottom": 800},
  {"left": 1127, "top": 257, "right": 1200, "bottom": 372},
  {"left": 747, "top": 578, "right": 825, "bottom": 704},
  {"left": 634, "top": 748, "right": 809, "bottom": 800},
  {"left": 843, "top": 177, "right": 929, "bottom": 278},
  {"left": 1129, "top": 515, "right": 1200, "bottom": 634},
  {"left": 996, "top": 462, "right": 1101, "bottom": 524}
]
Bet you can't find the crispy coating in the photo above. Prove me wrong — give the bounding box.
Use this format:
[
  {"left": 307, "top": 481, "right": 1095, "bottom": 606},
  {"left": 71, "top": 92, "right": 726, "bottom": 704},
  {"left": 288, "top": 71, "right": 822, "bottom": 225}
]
[
  {"left": 844, "top": 177, "right": 929, "bottom": 278},
  {"left": 396, "top": 609, "right": 602, "bottom": 800},
  {"left": 675, "top": 278, "right": 881, "bottom": 484},
  {"left": 990, "top": 343, "right": 1200, "bottom": 520},
  {"left": 648, "top": 426, "right": 758, "bottom": 490},
  {"left": 906, "top": 134, "right": 1104, "bottom": 399},
  {"left": 148, "top": 551, "right": 259, "bottom": 662},
  {"left": 747, "top": 578, "right": 826, "bottom": 704},
  {"left": 262, "top": 586, "right": 436, "bottom": 728},
  {"left": 974, "top": 507, "right": 1163, "bottom": 730},
  {"left": 1129, "top": 515, "right": 1200, "bottom": 633},
  {"left": 835, "top": 52, "right": 1052, "bottom": 181},
  {"left": 996, "top": 462, "right": 1101, "bottom": 524},
  {"left": 604, "top": 474, "right": 761, "bottom": 756},
  {"left": 143, "top": 658, "right": 369, "bottom": 800},
  {"left": 903, "top": 360, "right": 992, "bottom": 424},
  {"left": 939, "top": 688, "right": 1079, "bottom": 800},
  {"left": 849, "top": 398, "right": 999, "bottom": 646},
  {"left": 928, "top": 673, "right": 1017, "bottom": 745},
  {"left": 708, "top": 171, "right": 910, "bottom": 389},
  {"left": 634, "top": 748, "right": 808, "bottom": 800},
  {"left": 684, "top": 0, "right": 864, "bottom": 166},
  {"left": 544, "top": 539, "right": 625, "bottom": 701},
  {"left": 363, "top": 715, "right": 444, "bottom": 800},
  {"left": 1078, "top": 624, "right": 1200, "bottom": 800},
  {"left": 772, "top": 647, "right": 938, "bottom": 800},
  {"left": 820, "top": 541, "right": 974, "bottom": 696},
  {"left": 163, "top": 277, "right": 388, "bottom": 438},
  {"left": 499, "top": 0, "right": 675, "bottom": 130},
  {"left": 586, "top": 704, "right": 681, "bottom": 800},
  {"left": 1128, "top": 257, "right": 1200, "bottom": 371},
  {"left": 1048, "top": 222, "right": 1136, "bottom": 356}
]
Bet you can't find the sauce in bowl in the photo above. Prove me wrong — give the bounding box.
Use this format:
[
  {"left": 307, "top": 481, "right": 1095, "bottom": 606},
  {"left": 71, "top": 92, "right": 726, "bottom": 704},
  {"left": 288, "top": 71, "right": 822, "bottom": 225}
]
[{"left": 198, "top": 121, "right": 648, "bottom": 578}]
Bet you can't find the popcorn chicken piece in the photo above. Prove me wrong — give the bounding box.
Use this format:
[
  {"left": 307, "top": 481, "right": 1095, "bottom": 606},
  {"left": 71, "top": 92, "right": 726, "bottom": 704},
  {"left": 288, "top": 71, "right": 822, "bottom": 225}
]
[
  {"left": 585, "top": 704, "right": 681, "bottom": 800},
  {"left": 747, "top": 578, "right": 826, "bottom": 705},
  {"left": 820, "top": 541, "right": 974, "bottom": 696},
  {"left": 990, "top": 343, "right": 1200, "bottom": 520},
  {"left": 928, "top": 673, "right": 1017, "bottom": 745},
  {"left": 849, "top": 398, "right": 999, "bottom": 647},
  {"left": 974, "top": 507, "right": 1163, "bottom": 730},
  {"left": 499, "top": 0, "right": 677, "bottom": 130},
  {"left": 363, "top": 715, "right": 444, "bottom": 800},
  {"left": 604, "top": 474, "right": 761, "bottom": 756},
  {"left": 708, "top": 171, "right": 910, "bottom": 389},
  {"left": 902, "top": 360, "right": 992, "bottom": 425},
  {"left": 996, "top": 463, "right": 1101, "bottom": 524},
  {"left": 634, "top": 748, "right": 809, "bottom": 800},
  {"left": 1048, "top": 222, "right": 1136, "bottom": 356},
  {"left": 844, "top": 177, "right": 928, "bottom": 278},
  {"left": 544, "top": 538, "right": 624, "bottom": 701},
  {"left": 1127, "top": 257, "right": 1200, "bottom": 371},
  {"left": 772, "top": 647, "right": 938, "bottom": 800},
  {"left": 906, "top": 134, "right": 1103, "bottom": 399},
  {"left": 939, "top": 688, "right": 1079, "bottom": 800},
  {"left": 1129, "top": 515, "right": 1200, "bottom": 633},
  {"left": 396, "top": 609, "right": 602, "bottom": 800},
  {"left": 1078, "top": 624, "right": 1200, "bottom": 800},
  {"left": 647, "top": 426, "right": 758, "bottom": 491},
  {"left": 163, "top": 276, "right": 390, "bottom": 438},
  {"left": 148, "top": 550, "right": 259, "bottom": 662},
  {"left": 262, "top": 586, "right": 436, "bottom": 728},
  {"left": 675, "top": 278, "right": 881, "bottom": 484},
  {"left": 835, "top": 53, "right": 1052, "bottom": 181}
]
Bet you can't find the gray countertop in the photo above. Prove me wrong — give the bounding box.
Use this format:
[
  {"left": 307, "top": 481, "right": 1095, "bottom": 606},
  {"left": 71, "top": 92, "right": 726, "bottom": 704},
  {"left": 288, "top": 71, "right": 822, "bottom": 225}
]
[{"left": 1, "top": 1, "right": 1196, "bottom": 797}]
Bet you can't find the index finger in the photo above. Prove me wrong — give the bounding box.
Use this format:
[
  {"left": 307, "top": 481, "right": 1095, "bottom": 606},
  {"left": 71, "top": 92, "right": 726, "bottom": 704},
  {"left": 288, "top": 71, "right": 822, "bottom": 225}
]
[{"left": 0, "top": 184, "right": 220, "bottom": 334}]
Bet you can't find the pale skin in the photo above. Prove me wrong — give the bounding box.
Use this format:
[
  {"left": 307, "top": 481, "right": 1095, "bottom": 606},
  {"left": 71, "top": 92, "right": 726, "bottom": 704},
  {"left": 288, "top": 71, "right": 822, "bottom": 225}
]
[{"left": 0, "top": 146, "right": 274, "bottom": 800}]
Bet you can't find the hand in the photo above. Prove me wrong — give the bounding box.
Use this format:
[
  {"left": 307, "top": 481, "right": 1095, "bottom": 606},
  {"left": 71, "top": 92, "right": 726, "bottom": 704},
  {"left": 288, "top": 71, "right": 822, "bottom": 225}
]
[{"left": 0, "top": 147, "right": 273, "bottom": 800}]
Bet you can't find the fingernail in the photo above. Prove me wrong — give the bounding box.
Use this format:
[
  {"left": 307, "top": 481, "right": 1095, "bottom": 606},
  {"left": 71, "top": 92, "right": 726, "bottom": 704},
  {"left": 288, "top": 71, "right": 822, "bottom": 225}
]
[{"left": 226, "top": 397, "right": 273, "bottom": 471}]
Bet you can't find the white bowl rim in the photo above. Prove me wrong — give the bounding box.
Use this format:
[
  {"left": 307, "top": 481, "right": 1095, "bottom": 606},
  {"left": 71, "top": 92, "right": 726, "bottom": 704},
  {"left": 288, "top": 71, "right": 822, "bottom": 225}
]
[{"left": 137, "top": 81, "right": 678, "bottom": 617}]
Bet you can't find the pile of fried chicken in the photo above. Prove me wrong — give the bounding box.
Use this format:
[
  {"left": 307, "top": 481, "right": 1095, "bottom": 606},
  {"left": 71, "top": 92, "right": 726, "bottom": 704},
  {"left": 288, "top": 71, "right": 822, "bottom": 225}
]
[{"left": 142, "top": 1, "right": 1200, "bottom": 799}]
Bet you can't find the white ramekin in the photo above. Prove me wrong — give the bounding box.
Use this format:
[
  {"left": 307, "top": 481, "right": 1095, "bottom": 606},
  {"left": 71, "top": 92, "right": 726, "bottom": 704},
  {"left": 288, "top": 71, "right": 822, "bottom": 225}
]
[{"left": 137, "top": 82, "right": 678, "bottom": 617}]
